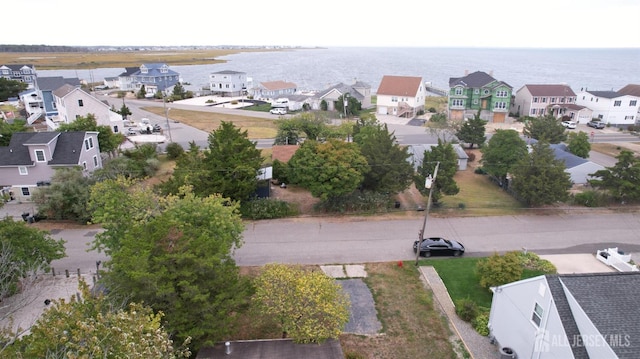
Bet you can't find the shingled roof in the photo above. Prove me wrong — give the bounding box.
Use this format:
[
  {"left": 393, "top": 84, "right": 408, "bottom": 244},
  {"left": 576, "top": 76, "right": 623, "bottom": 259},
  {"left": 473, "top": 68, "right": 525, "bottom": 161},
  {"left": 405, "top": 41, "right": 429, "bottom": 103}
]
[
  {"left": 376, "top": 75, "right": 422, "bottom": 96},
  {"left": 617, "top": 84, "right": 640, "bottom": 97},
  {"left": 449, "top": 71, "right": 496, "bottom": 88},
  {"left": 522, "top": 84, "right": 576, "bottom": 97},
  {"left": 196, "top": 338, "right": 344, "bottom": 359},
  {"left": 0, "top": 131, "right": 88, "bottom": 166}
]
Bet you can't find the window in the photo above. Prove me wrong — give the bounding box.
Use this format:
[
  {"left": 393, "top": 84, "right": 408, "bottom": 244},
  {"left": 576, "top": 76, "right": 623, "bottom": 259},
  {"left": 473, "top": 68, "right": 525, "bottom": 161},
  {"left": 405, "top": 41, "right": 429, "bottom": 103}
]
[
  {"left": 495, "top": 90, "right": 508, "bottom": 98},
  {"left": 494, "top": 102, "right": 507, "bottom": 109},
  {"left": 614, "top": 100, "right": 621, "bottom": 107},
  {"left": 474, "top": 89, "right": 479, "bottom": 94},
  {"left": 21, "top": 187, "right": 30, "bottom": 196},
  {"left": 630, "top": 100, "right": 637, "bottom": 106},
  {"left": 550, "top": 97, "right": 556, "bottom": 103},
  {"left": 84, "top": 137, "right": 94, "bottom": 150},
  {"left": 78, "top": 99, "right": 84, "bottom": 107},
  {"left": 19, "top": 166, "right": 28, "bottom": 175},
  {"left": 483, "top": 89, "right": 489, "bottom": 95},
  {"left": 455, "top": 88, "right": 463, "bottom": 95},
  {"left": 35, "top": 149, "right": 45, "bottom": 162},
  {"left": 82, "top": 161, "right": 87, "bottom": 170},
  {"left": 93, "top": 155, "right": 98, "bottom": 167},
  {"left": 625, "top": 115, "right": 635, "bottom": 120},
  {"left": 532, "top": 303, "right": 543, "bottom": 326},
  {"left": 473, "top": 99, "right": 478, "bottom": 104},
  {"left": 114, "top": 125, "right": 119, "bottom": 133},
  {"left": 392, "top": 96, "right": 398, "bottom": 103},
  {"left": 541, "top": 97, "right": 547, "bottom": 103},
  {"left": 452, "top": 99, "right": 464, "bottom": 107},
  {"left": 530, "top": 109, "right": 536, "bottom": 115},
  {"left": 533, "top": 97, "right": 539, "bottom": 103}
]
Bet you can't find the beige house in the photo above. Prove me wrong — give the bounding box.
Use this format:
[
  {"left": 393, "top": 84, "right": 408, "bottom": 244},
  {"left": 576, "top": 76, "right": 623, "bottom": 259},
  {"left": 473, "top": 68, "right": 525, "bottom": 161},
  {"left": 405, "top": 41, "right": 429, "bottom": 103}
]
[
  {"left": 511, "top": 84, "right": 577, "bottom": 119},
  {"left": 51, "top": 84, "right": 125, "bottom": 134},
  {"left": 253, "top": 80, "right": 297, "bottom": 102},
  {"left": 376, "top": 75, "right": 426, "bottom": 118}
]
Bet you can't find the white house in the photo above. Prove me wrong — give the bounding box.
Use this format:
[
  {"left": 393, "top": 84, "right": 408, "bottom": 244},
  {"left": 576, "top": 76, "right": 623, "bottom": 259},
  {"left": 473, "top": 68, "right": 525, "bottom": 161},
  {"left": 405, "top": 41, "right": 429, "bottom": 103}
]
[
  {"left": 617, "top": 84, "right": 640, "bottom": 125},
  {"left": 52, "top": 84, "right": 125, "bottom": 134},
  {"left": 549, "top": 144, "right": 604, "bottom": 185},
  {"left": 209, "top": 70, "right": 248, "bottom": 97},
  {"left": 376, "top": 75, "right": 426, "bottom": 118},
  {"left": 511, "top": 84, "right": 577, "bottom": 119},
  {"left": 575, "top": 90, "right": 639, "bottom": 127},
  {"left": 489, "top": 272, "right": 640, "bottom": 359}
]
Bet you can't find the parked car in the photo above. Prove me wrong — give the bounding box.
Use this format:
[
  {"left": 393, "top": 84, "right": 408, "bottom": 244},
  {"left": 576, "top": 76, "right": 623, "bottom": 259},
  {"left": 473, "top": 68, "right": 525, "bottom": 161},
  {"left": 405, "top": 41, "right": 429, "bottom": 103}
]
[
  {"left": 152, "top": 124, "right": 162, "bottom": 132},
  {"left": 587, "top": 120, "right": 605, "bottom": 129},
  {"left": 270, "top": 108, "right": 287, "bottom": 115},
  {"left": 126, "top": 127, "right": 138, "bottom": 136},
  {"left": 413, "top": 237, "right": 465, "bottom": 257},
  {"left": 561, "top": 120, "right": 577, "bottom": 129}
]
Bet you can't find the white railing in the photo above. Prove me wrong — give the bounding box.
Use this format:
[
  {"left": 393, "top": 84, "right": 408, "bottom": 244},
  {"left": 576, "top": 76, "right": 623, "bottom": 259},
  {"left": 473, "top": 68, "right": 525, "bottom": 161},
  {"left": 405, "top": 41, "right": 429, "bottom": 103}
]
[{"left": 596, "top": 247, "right": 639, "bottom": 272}]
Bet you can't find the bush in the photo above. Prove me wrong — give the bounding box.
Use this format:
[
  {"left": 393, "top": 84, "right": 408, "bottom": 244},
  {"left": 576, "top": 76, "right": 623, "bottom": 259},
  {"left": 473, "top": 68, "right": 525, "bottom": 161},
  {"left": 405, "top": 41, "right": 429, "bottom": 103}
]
[
  {"left": 572, "top": 190, "right": 607, "bottom": 207},
  {"left": 314, "top": 191, "right": 392, "bottom": 213},
  {"left": 240, "top": 198, "right": 297, "bottom": 219},
  {"left": 517, "top": 252, "right": 557, "bottom": 273},
  {"left": 472, "top": 310, "right": 490, "bottom": 336},
  {"left": 476, "top": 251, "right": 523, "bottom": 290},
  {"left": 455, "top": 298, "right": 478, "bottom": 322},
  {"left": 465, "top": 151, "right": 476, "bottom": 162},
  {"left": 474, "top": 167, "right": 487, "bottom": 175},
  {"left": 165, "top": 142, "right": 184, "bottom": 160}
]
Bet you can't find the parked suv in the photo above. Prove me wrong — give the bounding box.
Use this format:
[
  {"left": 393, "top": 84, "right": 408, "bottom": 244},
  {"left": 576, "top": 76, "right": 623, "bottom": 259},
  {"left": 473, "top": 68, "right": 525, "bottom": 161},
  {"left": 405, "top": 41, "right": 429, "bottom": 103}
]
[
  {"left": 270, "top": 108, "right": 287, "bottom": 115},
  {"left": 587, "top": 120, "right": 605, "bottom": 129}
]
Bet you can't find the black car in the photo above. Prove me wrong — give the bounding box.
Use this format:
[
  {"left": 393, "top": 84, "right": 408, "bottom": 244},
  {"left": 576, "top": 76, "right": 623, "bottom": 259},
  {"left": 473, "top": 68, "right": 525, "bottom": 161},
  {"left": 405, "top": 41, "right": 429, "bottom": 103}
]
[
  {"left": 587, "top": 121, "right": 605, "bottom": 129},
  {"left": 413, "top": 237, "right": 465, "bottom": 257}
]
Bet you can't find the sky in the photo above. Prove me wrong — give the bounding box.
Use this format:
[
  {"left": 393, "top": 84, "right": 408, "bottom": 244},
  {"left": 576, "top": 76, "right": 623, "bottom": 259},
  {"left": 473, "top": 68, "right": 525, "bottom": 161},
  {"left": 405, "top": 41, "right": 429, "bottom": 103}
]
[{"left": 3, "top": 0, "right": 639, "bottom": 48}]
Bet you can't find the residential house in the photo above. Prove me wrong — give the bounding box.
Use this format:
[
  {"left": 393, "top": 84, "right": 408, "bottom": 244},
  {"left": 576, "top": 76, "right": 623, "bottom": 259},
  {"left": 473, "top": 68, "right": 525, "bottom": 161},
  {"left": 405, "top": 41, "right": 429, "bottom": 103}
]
[
  {"left": 116, "top": 67, "right": 141, "bottom": 91},
  {"left": 376, "top": 76, "right": 425, "bottom": 118},
  {"left": 196, "top": 338, "right": 344, "bottom": 359},
  {"left": 511, "top": 84, "right": 577, "bottom": 119},
  {"left": 616, "top": 84, "right": 640, "bottom": 125},
  {"left": 253, "top": 80, "right": 297, "bottom": 101},
  {"left": 406, "top": 144, "right": 469, "bottom": 171},
  {"left": 130, "top": 63, "right": 180, "bottom": 96},
  {"left": 575, "top": 89, "right": 639, "bottom": 127},
  {"left": 0, "top": 131, "right": 102, "bottom": 202},
  {"left": 0, "top": 64, "right": 37, "bottom": 89},
  {"left": 548, "top": 144, "right": 604, "bottom": 185},
  {"left": 209, "top": 70, "right": 247, "bottom": 97},
  {"left": 311, "top": 81, "right": 372, "bottom": 112},
  {"left": 563, "top": 104, "right": 593, "bottom": 124},
  {"left": 52, "top": 84, "right": 124, "bottom": 134},
  {"left": 448, "top": 71, "right": 512, "bottom": 123},
  {"left": 488, "top": 272, "right": 640, "bottom": 359},
  {"left": 24, "top": 77, "right": 81, "bottom": 125}
]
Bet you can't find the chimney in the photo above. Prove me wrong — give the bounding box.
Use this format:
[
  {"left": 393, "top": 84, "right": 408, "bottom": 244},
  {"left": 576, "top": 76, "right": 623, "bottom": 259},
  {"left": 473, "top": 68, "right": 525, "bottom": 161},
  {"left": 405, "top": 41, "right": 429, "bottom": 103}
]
[
  {"left": 225, "top": 341, "right": 231, "bottom": 355},
  {"left": 489, "top": 70, "right": 494, "bottom": 77},
  {"left": 464, "top": 70, "right": 469, "bottom": 76}
]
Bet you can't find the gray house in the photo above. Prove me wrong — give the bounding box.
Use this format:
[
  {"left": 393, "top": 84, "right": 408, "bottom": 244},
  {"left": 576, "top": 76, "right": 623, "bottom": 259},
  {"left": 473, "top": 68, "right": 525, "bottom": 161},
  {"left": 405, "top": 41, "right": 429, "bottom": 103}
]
[
  {"left": 548, "top": 144, "right": 605, "bottom": 185},
  {"left": 407, "top": 144, "right": 469, "bottom": 171},
  {"left": 0, "top": 131, "right": 102, "bottom": 202},
  {"left": 489, "top": 272, "right": 640, "bottom": 359}
]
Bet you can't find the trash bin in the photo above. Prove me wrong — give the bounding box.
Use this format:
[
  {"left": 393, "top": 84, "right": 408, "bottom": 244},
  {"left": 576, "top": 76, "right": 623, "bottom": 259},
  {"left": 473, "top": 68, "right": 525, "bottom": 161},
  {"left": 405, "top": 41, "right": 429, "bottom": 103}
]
[
  {"left": 500, "top": 347, "right": 516, "bottom": 359},
  {"left": 21, "top": 212, "right": 29, "bottom": 221},
  {"left": 394, "top": 201, "right": 401, "bottom": 209}
]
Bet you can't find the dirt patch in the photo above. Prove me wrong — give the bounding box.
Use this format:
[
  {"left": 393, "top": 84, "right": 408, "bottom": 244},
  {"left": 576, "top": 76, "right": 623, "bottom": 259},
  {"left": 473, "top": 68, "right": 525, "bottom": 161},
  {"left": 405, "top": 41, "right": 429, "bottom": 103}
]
[{"left": 269, "top": 184, "right": 320, "bottom": 215}]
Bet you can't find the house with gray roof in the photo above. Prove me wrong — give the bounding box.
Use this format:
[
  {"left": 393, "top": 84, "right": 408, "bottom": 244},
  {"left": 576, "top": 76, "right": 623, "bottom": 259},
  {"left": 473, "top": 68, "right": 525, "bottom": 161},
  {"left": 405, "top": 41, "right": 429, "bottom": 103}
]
[
  {"left": 51, "top": 84, "right": 124, "bottom": 134},
  {"left": 209, "top": 70, "right": 248, "bottom": 97},
  {"left": 22, "top": 76, "right": 82, "bottom": 124},
  {"left": 0, "top": 64, "right": 37, "bottom": 89},
  {"left": 489, "top": 272, "right": 640, "bottom": 359},
  {"left": 575, "top": 88, "right": 639, "bottom": 127},
  {"left": 253, "top": 80, "right": 297, "bottom": 102},
  {"left": 548, "top": 144, "right": 604, "bottom": 185},
  {"left": 115, "top": 66, "right": 140, "bottom": 91},
  {"left": 311, "top": 81, "right": 372, "bottom": 113},
  {"left": 406, "top": 143, "right": 468, "bottom": 172},
  {"left": 0, "top": 131, "right": 102, "bottom": 202}
]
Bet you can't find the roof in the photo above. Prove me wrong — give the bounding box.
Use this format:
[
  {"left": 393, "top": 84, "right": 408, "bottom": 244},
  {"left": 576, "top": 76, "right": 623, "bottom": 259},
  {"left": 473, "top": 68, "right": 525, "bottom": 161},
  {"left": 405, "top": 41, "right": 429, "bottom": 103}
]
[
  {"left": 549, "top": 143, "right": 587, "bottom": 169},
  {"left": 117, "top": 67, "right": 140, "bottom": 76},
  {"left": 564, "top": 103, "right": 587, "bottom": 111},
  {"left": 376, "top": 75, "right": 423, "bottom": 96},
  {"left": 316, "top": 82, "right": 365, "bottom": 101},
  {"left": 271, "top": 145, "right": 300, "bottom": 162},
  {"left": 550, "top": 272, "right": 640, "bottom": 359},
  {"left": 546, "top": 276, "right": 590, "bottom": 359},
  {"left": 449, "top": 71, "right": 497, "bottom": 88},
  {"left": 196, "top": 339, "right": 344, "bottom": 359},
  {"left": 585, "top": 90, "right": 621, "bottom": 99},
  {"left": 52, "top": 83, "right": 78, "bottom": 98},
  {"left": 522, "top": 84, "right": 576, "bottom": 97},
  {"left": 0, "top": 131, "right": 88, "bottom": 166},
  {"left": 37, "top": 76, "right": 81, "bottom": 91},
  {"left": 1, "top": 64, "right": 35, "bottom": 71},
  {"left": 259, "top": 81, "right": 297, "bottom": 91},
  {"left": 211, "top": 70, "right": 246, "bottom": 75},
  {"left": 617, "top": 84, "right": 640, "bottom": 97}
]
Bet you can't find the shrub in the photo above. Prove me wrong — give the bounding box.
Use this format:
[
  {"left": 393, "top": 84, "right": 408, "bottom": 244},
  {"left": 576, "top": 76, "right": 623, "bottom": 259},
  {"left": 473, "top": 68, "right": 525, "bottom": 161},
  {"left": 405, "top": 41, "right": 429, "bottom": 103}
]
[
  {"left": 474, "top": 167, "right": 487, "bottom": 175},
  {"left": 314, "top": 191, "right": 392, "bottom": 213},
  {"left": 165, "top": 142, "right": 184, "bottom": 160},
  {"left": 472, "top": 310, "right": 490, "bottom": 336},
  {"left": 517, "top": 252, "right": 557, "bottom": 273},
  {"left": 240, "top": 198, "right": 297, "bottom": 219},
  {"left": 465, "top": 151, "right": 476, "bottom": 162},
  {"left": 572, "top": 190, "right": 607, "bottom": 207},
  {"left": 455, "top": 298, "right": 478, "bottom": 322},
  {"left": 476, "top": 251, "right": 523, "bottom": 289}
]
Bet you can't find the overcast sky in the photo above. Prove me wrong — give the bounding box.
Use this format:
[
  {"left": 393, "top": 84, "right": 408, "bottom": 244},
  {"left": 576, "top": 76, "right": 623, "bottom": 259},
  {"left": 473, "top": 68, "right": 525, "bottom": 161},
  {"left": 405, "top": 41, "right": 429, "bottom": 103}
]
[{"left": 4, "top": 0, "right": 639, "bottom": 48}]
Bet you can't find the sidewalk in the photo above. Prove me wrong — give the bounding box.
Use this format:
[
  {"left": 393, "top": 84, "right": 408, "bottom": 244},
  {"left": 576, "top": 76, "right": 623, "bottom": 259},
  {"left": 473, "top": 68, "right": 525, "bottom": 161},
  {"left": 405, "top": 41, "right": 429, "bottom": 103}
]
[{"left": 419, "top": 266, "right": 499, "bottom": 359}]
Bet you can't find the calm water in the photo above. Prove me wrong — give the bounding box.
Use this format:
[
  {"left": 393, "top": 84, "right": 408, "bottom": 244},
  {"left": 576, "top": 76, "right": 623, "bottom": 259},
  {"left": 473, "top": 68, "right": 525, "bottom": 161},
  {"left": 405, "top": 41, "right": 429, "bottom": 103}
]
[{"left": 39, "top": 47, "right": 640, "bottom": 94}]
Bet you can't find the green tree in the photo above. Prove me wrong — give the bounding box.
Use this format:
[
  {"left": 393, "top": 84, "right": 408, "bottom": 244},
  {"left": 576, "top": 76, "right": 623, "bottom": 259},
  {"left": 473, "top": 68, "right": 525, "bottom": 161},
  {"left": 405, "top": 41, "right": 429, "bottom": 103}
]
[
  {"left": 136, "top": 85, "right": 147, "bottom": 99},
  {"left": 455, "top": 110, "right": 487, "bottom": 148},
  {"left": 414, "top": 139, "right": 460, "bottom": 204},
  {"left": 337, "top": 94, "right": 361, "bottom": 117},
  {"left": 480, "top": 129, "right": 528, "bottom": 185},
  {"left": 353, "top": 121, "right": 414, "bottom": 193},
  {"left": 6, "top": 279, "right": 191, "bottom": 358},
  {"left": 566, "top": 131, "right": 591, "bottom": 158},
  {"left": 172, "top": 82, "right": 187, "bottom": 100},
  {"left": 252, "top": 264, "right": 350, "bottom": 343},
  {"left": 510, "top": 141, "right": 572, "bottom": 206},
  {"left": 157, "top": 142, "right": 208, "bottom": 196},
  {"left": 102, "top": 189, "right": 250, "bottom": 351},
  {"left": 273, "top": 118, "right": 301, "bottom": 145},
  {"left": 117, "top": 101, "right": 132, "bottom": 121},
  {"left": 296, "top": 113, "right": 330, "bottom": 141},
  {"left": 476, "top": 251, "right": 523, "bottom": 289},
  {"left": 287, "top": 139, "right": 369, "bottom": 200},
  {"left": 57, "top": 114, "right": 122, "bottom": 155},
  {"left": 0, "top": 119, "right": 28, "bottom": 146},
  {"left": 202, "top": 121, "right": 263, "bottom": 202},
  {"left": 588, "top": 150, "right": 640, "bottom": 202},
  {"left": 0, "top": 218, "right": 65, "bottom": 298},
  {"left": 31, "top": 167, "right": 95, "bottom": 223},
  {"left": 0, "top": 78, "right": 28, "bottom": 101},
  {"left": 522, "top": 114, "right": 567, "bottom": 144}
]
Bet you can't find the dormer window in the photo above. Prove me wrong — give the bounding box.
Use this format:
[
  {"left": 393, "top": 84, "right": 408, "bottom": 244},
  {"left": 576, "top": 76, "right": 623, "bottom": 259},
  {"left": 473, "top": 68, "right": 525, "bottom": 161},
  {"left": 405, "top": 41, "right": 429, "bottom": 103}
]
[
  {"left": 454, "top": 88, "right": 463, "bottom": 95},
  {"left": 35, "top": 149, "right": 45, "bottom": 162}
]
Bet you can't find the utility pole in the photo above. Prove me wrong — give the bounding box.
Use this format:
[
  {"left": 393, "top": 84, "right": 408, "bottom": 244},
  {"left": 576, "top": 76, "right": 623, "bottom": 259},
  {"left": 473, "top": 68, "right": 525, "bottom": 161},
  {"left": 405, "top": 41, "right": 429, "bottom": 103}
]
[{"left": 415, "top": 161, "right": 440, "bottom": 266}]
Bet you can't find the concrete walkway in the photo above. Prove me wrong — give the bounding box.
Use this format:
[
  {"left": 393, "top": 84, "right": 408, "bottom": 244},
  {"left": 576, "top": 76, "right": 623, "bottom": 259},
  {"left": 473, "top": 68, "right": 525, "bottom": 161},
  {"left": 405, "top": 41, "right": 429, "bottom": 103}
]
[{"left": 420, "top": 266, "right": 500, "bottom": 359}]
